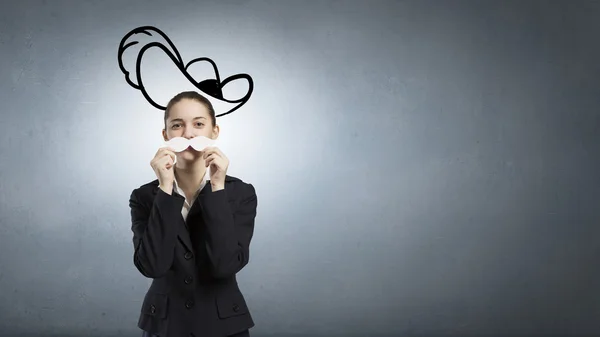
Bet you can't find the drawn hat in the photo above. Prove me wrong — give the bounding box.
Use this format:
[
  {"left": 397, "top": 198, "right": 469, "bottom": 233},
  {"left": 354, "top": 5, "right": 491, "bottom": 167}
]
[{"left": 117, "top": 26, "right": 253, "bottom": 117}]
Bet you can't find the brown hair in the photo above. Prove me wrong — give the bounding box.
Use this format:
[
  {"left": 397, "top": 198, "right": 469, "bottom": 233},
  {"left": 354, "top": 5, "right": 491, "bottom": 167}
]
[{"left": 164, "top": 91, "right": 216, "bottom": 128}]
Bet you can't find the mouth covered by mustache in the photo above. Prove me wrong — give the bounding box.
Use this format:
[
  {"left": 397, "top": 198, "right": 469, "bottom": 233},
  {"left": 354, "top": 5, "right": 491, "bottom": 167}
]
[
  {"left": 161, "top": 136, "right": 216, "bottom": 164},
  {"left": 164, "top": 136, "right": 215, "bottom": 152}
]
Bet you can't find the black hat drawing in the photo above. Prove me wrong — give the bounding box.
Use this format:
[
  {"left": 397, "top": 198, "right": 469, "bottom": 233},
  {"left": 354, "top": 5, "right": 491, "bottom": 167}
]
[{"left": 117, "top": 26, "right": 253, "bottom": 117}]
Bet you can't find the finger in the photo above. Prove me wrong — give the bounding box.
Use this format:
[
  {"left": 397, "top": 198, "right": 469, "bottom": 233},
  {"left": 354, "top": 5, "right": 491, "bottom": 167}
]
[
  {"left": 213, "top": 149, "right": 228, "bottom": 163},
  {"left": 214, "top": 147, "right": 225, "bottom": 157},
  {"left": 156, "top": 154, "right": 174, "bottom": 168},
  {"left": 206, "top": 156, "right": 222, "bottom": 169},
  {"left": 155, "top": 151, "right": 176, "bottom": 166},
  {"left": 208, "top": 146, "right": 226, "bottom": 158},
  {"left": 202, "top": 147, "right": 218, "bottom": 159},
  {"left": 204, "top": 153, "right": 220, "bottom": 165},
  {"left": 159, "top": 147, "right": 176, "bottom": 158},
  {"left": 210, "top": 146, "right": 226, "bottom": 158},
  {"left": 153, "top": 153, "right": 175, "bottom": 167},
  {"left": 205, "top": 155, "right": 216, "bottom": 168},
  {"left": 159, "top": 149, "right": 177, "bottom": 163},
  {"left": 203, "top": 146, "right": 226, "bottom": 158},
  {"left": 156, "top": 146, "right": 174, "bottom": 156}
]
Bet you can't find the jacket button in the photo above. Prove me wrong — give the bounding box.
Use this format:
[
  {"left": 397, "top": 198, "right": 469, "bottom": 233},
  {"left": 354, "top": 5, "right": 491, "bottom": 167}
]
[
  {"left": 184, "top": 276, "right": 193, "bottom": 284},
  {"left": 185, "top": 299, "right": 194, "bottom": 309},
  {"left": 150, "top": 304, "right": 156, "bottom": 314},
  {"left": 232, "top": 304, "right": 240, "bottom": 312},
  {"left": 184, "top": 251, "right": 193, "bottom": 260}
]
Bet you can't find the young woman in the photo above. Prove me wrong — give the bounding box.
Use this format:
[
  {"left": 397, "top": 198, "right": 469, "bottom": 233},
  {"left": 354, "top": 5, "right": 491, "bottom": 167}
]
[{"left": 129, "top": 91, "right": 257, "bottom": 337}]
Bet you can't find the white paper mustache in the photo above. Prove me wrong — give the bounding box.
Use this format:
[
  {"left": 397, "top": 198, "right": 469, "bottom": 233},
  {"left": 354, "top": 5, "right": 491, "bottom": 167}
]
[{"left": 161, "top": 136, "right": 216, "bottom": 164}]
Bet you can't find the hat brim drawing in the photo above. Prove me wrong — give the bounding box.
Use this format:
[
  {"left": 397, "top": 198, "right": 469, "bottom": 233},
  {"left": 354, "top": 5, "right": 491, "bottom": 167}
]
[{"left": 117, "top": 26, "right": 254, "bottom": 118}]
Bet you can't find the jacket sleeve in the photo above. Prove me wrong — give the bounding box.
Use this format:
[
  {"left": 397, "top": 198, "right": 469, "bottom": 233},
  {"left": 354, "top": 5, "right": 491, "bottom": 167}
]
[
  {"left": 130, "top": 187, "right": 186, "bottom": 278},
  {"left": 198, "top": 183, "right": 257, "bottom": 279}
]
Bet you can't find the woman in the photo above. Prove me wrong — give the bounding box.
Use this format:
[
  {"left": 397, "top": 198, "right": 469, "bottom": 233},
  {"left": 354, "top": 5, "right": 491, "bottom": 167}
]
[{"left": 129, "top": 91, "right": 257, "bottom": 337}]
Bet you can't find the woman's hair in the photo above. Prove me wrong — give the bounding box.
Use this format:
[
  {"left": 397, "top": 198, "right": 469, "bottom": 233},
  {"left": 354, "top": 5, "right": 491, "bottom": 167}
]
[{"left": 164, "top": 91, "right": 216, "bottom": 128}]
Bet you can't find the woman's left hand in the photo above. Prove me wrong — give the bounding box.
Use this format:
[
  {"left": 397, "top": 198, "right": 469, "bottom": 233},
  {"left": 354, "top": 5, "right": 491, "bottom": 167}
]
[{"left": 203, "top": 147, "right": 229, "bottom": 190}]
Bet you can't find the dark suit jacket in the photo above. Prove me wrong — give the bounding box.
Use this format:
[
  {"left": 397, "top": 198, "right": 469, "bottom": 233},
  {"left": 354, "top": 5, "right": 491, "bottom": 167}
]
[{"left": 129, "top": 175, "right": 257, "bottom": 337}]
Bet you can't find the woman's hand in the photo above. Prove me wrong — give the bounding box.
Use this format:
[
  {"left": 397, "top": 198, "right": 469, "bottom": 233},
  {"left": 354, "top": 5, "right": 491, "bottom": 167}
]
[
  {"left": 203, "top": 147, "right": 229, "bottom": 191},
  {"left": 150, "top": 147, "right": 176, "bottom": 193}
]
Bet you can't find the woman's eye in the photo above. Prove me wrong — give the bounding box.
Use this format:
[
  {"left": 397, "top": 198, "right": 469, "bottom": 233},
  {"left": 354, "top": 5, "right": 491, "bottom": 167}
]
[
  {"left": 196, "top": 123, "right": 204, "bottom": 127},
  {"left": 171, "top": 124, "right": 180, "bottom": 129}
]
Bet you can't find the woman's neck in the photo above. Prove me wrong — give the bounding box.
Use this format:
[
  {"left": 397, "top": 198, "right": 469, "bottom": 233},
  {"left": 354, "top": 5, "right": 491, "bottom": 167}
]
[{"left": 174, "top": 159, "right": 208, "bottom": 193}]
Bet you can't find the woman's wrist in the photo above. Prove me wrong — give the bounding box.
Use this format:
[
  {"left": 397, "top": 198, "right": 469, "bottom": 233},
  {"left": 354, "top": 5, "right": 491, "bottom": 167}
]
[
  {"left": 211, "top": 182, "right": 224, "bottom": 191},
  {"left": 159, "top": 183, "right": 173, "bottom": 194}
]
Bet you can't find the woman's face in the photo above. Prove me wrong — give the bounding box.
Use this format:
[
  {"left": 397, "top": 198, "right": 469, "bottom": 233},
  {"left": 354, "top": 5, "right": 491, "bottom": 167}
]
[{"left": 162, "top": 98, "right": 219, "bottom": 163}]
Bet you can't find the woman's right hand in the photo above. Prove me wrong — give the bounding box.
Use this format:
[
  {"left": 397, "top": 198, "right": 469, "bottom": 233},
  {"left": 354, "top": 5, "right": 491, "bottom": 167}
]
[{"left": 150, "top": 147, "right": 176, "bottom": 193}]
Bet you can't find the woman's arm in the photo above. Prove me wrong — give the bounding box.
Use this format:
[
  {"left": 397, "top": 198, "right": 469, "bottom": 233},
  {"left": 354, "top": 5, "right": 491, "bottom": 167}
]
[
  {"left": 198, "top": 183, "right": 257, "bottom": 279},
  {"left": 130, "top": 187, "right": 186, "bottom": 278}
]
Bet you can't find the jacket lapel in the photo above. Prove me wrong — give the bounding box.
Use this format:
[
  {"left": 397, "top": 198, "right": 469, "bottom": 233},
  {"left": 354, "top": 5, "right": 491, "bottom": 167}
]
[
  {"left": 187, "top": 183, "right": 212, "bottom": 219},
  {"left": 148, "top": 175, "right": 237, "bottom": 252},
  {"left": 150, "top": 183, "right": 194, "bottom": 252}
]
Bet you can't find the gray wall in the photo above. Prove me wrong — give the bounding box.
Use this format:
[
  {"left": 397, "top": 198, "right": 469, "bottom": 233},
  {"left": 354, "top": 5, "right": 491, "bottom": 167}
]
[{"left": 1, "top": 0, "right": 599, "bottom": 336}]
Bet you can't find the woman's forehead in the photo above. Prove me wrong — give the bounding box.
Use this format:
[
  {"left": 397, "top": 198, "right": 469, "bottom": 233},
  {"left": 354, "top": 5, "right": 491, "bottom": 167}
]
[{"left": 169, "top": 100, "right": 210, "bottom": 118}]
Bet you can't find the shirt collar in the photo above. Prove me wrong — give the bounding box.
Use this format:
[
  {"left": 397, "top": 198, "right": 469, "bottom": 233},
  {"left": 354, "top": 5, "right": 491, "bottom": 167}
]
[{"left": 173, "top": 167, "right": 210, "bottom": 198}]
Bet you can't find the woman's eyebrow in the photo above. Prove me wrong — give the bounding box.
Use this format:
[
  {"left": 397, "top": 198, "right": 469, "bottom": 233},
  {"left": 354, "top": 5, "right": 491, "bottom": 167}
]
[{"left": 169, "top": 116, "right": 206, "bottom": 123}]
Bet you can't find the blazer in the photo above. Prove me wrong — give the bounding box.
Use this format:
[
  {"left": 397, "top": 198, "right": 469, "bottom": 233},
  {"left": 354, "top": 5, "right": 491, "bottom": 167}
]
[{"left": 129, "top": 175, "right": 257, "bottom": 337}]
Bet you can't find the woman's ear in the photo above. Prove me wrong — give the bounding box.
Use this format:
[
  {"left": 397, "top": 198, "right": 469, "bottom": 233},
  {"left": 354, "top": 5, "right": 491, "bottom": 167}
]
[
  {"left": 212, "top": 124, "right": 220, "bottom": 139},
  {"left": 162, "top": 128, "right": 168, "bottom": 141}
]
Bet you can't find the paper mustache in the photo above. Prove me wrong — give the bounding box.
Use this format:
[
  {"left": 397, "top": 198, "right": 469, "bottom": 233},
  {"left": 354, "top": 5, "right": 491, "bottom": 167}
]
[
  {"left": 161, "top": 136, "right": 216, "bottom": 164},
  {"left": 117, "top": 26, "right": 254, "bottom": 117}
]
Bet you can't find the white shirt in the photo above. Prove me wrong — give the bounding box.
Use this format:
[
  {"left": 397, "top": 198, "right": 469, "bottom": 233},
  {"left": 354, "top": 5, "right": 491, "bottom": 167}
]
[{"left": 173, "top": 168, "right": 210, "bottom": 221}]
